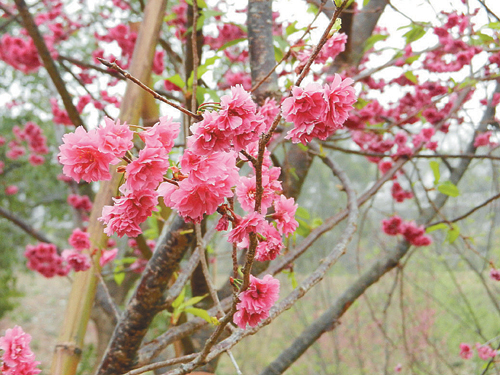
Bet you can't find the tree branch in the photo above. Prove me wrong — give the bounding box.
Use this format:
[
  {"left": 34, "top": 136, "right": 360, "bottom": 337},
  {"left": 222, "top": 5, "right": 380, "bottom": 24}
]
[{"left": 13, "top": 0, "right": 84, "bottom": 129}]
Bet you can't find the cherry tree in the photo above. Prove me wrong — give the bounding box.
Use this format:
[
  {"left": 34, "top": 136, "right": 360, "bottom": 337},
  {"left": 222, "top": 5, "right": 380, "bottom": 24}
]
[{"left": 1, "top": 0, "right": 500, "bottom": 374}]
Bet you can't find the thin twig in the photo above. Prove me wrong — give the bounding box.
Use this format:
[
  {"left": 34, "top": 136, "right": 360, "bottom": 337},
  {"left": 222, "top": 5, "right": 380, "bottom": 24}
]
[
  {"left": 195, "top": 223, "right": 225, "bottom": 318},
  {"left": 123, "top": 353, "right": 198, "bottom": 375},
  {"left": 428, "top": 192, "right": 500, "bottom": 227},
  {"left": 97, "top": 58, "right": 202, "bottom": 121}
]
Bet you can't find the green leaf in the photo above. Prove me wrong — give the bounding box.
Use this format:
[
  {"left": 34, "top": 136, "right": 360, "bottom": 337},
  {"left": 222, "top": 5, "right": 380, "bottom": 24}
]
[
  {"left": 403, "top": 24, "right": 426, "bottom": 44},
  {"left": 485, "top": 22, "right": 500, "bottom": 30},
  {"left": 172, "top": 287, "right": 186, "bottom": 309},
  {"left": 429, "top": 161, "right": 440, "bottom": 185},
  {"left": 183, "top": 294, "right": 208, "bottom": 307},
  {"left": 446, "top": 224, "right": 460, "bottom": 244},
  {"left": 311, "top": 217, "right": 323, "bottom": 229},
  {"left": 363, "top": 34, "right": 388, "bottom": 52},
  {"left": 426, "top": 223, "right": 448, "bottom": 233},
  {"left": 283, "top": 269, "right": 298, "bottom": 289},
  {"left": 217, "top": 38, "right": 246, "bottom": 52},
  {"left": 332, "top": 18, "right": 342, "bottom": 33},
  {"left": 184, "top": 307, "right": 219, "bottom": 325},
  {"left": 296, "top": 218, "right": 311, "bottom": 237},
  {"left": 437, "top": 181, "right": 460, "bottom": 197},
  {"left": 165, "top": 74, "right": 185, "bottom": 90},
  {"left": 297, "top": 143, "right": 308, "bottom": 152},
  {"left": 363, "top": 0, "right": 371, "bottom": 5},
  {"left": 113, "top": 267, "right": 125, "bottom": 286},
  {"left": 404, "top": 71, "right": 418, "bottom": 84},
  {"left": 296, "top": 206, "right": 310, "bottom": 220}
]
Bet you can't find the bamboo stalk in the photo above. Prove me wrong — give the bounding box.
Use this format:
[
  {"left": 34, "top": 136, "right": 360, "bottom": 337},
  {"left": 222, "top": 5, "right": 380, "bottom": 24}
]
[{"left": 50, "top": 1, "right": 169, "bottom": 374}]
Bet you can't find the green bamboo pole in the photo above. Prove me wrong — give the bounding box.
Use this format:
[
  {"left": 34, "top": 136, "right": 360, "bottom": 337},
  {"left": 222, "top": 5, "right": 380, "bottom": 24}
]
[{"left": 50, "top": 1, "right": 168, "bottom": 374}]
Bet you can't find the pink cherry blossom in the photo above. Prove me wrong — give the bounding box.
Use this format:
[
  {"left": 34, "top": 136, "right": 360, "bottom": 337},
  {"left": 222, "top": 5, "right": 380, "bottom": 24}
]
[
  {"left": 228, "top": 212, "right": 267, "bottom": 245},
  {"left": 459, "top": 343, "right": 473, "bottom": 360},
  {"left": 236, "top": 166, "right": 282, "bottom": 212},
  {"left": 24, "top": 243, "right": 69, "bottom": 278},
  {"left": 68, "top": 228, "right": 90, "bottom": 251},
  {"left": 124, "top": 146, "right": 169, "bottom": 191},
  {"left": 58, "top": 126, "right": 120, "bottom": 182},
  {"left": 188, "top": 111, "right": 233, "bottom": 155},
  {"left": 323, "top": 75, "right": 356, "bottom": 129},
  {"left": 382, "top": 216, "right": 403, "bottom": 236},
  {"left": 476, "top": 343, "right": 497, "bottom": 360},
  {"left": 233, "top": 274, "right": 280, "bottom": 329},
  {"left": 255, "top": 223, "right": 283, "bottom": 262},
  {"left": 100, "top": 248, "right": 118, "bottom": 267},
  {"left": 99, "top": 187, "right": 159, "bottom": 238},
  {"left": 0, "top": 326, "right": 41, "bottom": 375},
  {"left": 139, "top": 116, "right": 181, "bottom": 153},
  {"left": 62, "top": 249, "right": 91, "bottom": 272},
  {"left": 5, "top": 185, "right": 19, "bottom": 195},
  {"left": 272, "top": 195, "right": 298, "bottom": 236},
  {"left": 282, "top": 83, "right": 326, "bottom": 131},
  {"left": 490, "top": 268, "right": 500, "bottom": 281},
  {"left": 96, "top": 117, "right": 134, "bottom": 158}
]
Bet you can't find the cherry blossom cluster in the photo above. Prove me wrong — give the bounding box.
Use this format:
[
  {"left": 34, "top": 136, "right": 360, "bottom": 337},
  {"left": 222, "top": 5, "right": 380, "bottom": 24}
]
[
  {"left": 381, "top": 216, "right": 432, "bottom": 247},
  {"left": 67, "top": 194, "right": 93, "bottom": 212},
  {"left": 460, "top": 342, "right": 497, "bottom": 360},
  {"left": 25, "top": 242, "right": 70, "bottom": 278},
  {"left": 282, "top": 75, "right": 357, "bottom": 145},
  {"left": 57, "top": 80, "right": 357, "bottom": 328},
  {"left": 94, "top": 24, "right": 164, "bottom": 75},
  {"left": 295, "top": 32, "right": 347, "bottom": 74},
  {"left": 0, "top": 326, "right": 40, "bottom": 375},
  {"left": 4, "top": 122, "right": 48, "bottom": 166},
  {"left": 0, "top": 1, "right": 80, "bottom": 74},
  {"left": 233, "top": 275, "right": 280, "bottom": 329}
]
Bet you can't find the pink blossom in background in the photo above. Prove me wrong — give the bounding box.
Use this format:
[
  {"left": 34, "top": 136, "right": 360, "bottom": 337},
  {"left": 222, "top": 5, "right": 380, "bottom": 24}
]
[
  {"left": 76, "top": 94, "right": 91, "bottom": 113},
  {"left": 25, "top": 243, "right": 69, "bottom": 278},
  {"left": 394, "top": 363, "right": 402, "bottom": 373},
  {"left": 459, "top": 343, "right": 473, "bottom": 359},
  {"left": 28, "top": 154, "right": 45, "bottom": 166},
  {"left": 96, "top": 117, "right": 134, "bottom": 158},
  {"left": 316, "top": 32, "right": 347, "bottom": 64},
  {"left": 272, "top": 195, "right": 298, "bottom": 236},
  {"left": 476, "top": 343, "right": 497, "bottom": 360},
  {"left": 382, "top": 216, "right": 403, "bottom": 236},
  {"left": 0, "top": 326, "right": 41, "bottom": 375},
  {"left": 0, "top": 161, "right": 4, "bottom": 174},
  {"left": 62, "top": 249, "right": 91, "bottom": 272},
  {"left": 5, "top": 185, "right": 19, "bottom": 195},
  {"left": 474, "top": 131, "right": 497, "bottom": 148},
  {"left": 100, "top": 248, "right": 118, "bottom": 267},
  {"left": 490, "top": 268, "right": 500, "bottom": 281},
  {"left": 67, "top": 194, "right": 93, "bottom": 212},
  {"left": 139, "top": 116, "right": 181, "bottom": 153},
  {"left": 99, "top": 187, "right": 159, "bottom": 238},
  {"left": 50, "top": 98, "right": 73, "bottom": 126},
  {"left": 0, "top": 34, "right": 42, "bottom": 74},
  {"left": 378, "top": 160, "right": 393, "bottom": 174},
  {"left": 391, "top": 181, "right": 413, "bottom": 203},
  {"left": 58, "top": 126, "right": 120, "bottom": 182},
  {"left": 219, "top": 70, "right": 252, "bottom": 91},
  {"left": 233, "top": 274, "right": 280, "bottom": 329},
  {"left": 68, "top": 228, "right": 90, "bottom": 251}
]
